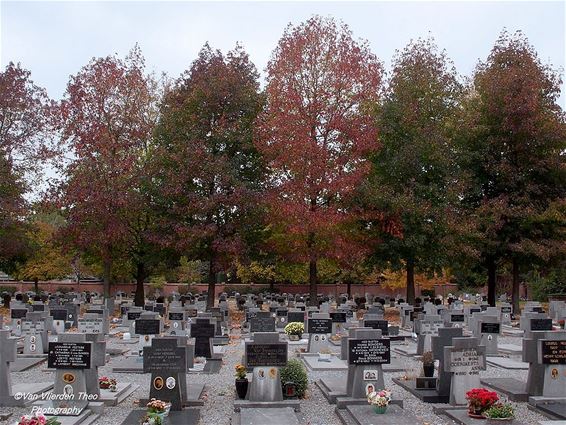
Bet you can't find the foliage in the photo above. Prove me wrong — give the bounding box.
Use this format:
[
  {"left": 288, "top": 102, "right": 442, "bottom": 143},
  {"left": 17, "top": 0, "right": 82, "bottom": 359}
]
[
  {"left": 152, "top": 43, "right": 264, "bottom": 308},
  {"left": 15, "top": 215, "right": 72, "bottom": 282},
  {"left": 149, "top": 275, "right": 166, "bottom": 290},
  {"left": 56, "top": 45, "right": 162, "bottom": 302},
  {"left": 0, "top": 286, "right": 17, "bottom": 295},
  {"left": 456, "top": 30, "right": 566, "bottom": 305},
  {"left": 256, "top": 16, "right": 383, "bottom": 303},
  {"left": 279, "top": 359, "right": 308, "bottom": 398},
  {"left": 235, "top": 260, "right": 276, "bottom": 284},
  {"left": 483, "top": 402, "right": 515, "bottom": 419},
  {"left": 525, "top": 265, "right": 566, "bottom": 301},
  {"left": 176, "top": 257, "right": 204, "bottom": 284},
  {"left": 284, "top": 322, "right": 304, "bottom": 336},
  {"left": 363, "top": 37, "right": 461, "bottom": 303}
]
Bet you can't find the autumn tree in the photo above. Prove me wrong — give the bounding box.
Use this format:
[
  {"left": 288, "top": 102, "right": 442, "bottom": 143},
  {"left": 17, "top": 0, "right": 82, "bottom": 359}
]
[
  {"left": 15, "top": 213, "right": 72, "bottom": 294},
  {"left": 56, "top": 46, "right": 162, "bottom": 304},
  {"left": 0, "top": 63, "right": 53, "bottom": 271},
  {"left": 457, "top": 31, "right": 566, "bottom": 307},
  {"left": 256, "top": 16, "right": 382, "bottom": 305},
  {"left": 153, "top": 44, "right": 264, "bottom": 309},
  {"left": 362, "top": 38, "right": 461, "bottom": 304}
]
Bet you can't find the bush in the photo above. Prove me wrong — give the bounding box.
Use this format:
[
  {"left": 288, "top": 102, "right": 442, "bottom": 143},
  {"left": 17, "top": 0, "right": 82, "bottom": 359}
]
[
  {"left": 56, "top": 286, "right": 72, "bottom": 294},
  {"left": 0, "top": 286, "right": 17, "bottom": 295},
  {"left": 527, "top": 268, "right": 566, "bottom": 302},
  {"left": 280, "top": 359, "right": 308, "bottom": 398}
]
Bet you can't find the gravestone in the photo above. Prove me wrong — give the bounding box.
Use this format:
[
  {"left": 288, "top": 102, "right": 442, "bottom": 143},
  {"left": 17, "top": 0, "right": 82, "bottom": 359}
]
[
  {"left": 275, "top": 308, "right": 288, "bottom": 329},
  {"left": 49, "top": 308, "right": 68, "bottom": 334},
  {"left": 538, "top": 332, "right": 566, "bottom": 398},
  {"left": 478, "top": 317, "right": 501, "bottom": 355},
  {"left": 135, "top": 318, "right": 161, "bottom": 356},
  {"left": 143, "top": 338, "right": 187, "bottom": 410},
  {"left": 330, "top": 312, "right": 347, "bottom": 335},
  {"left": 250, "top": 316, "right": 276, "bottom": 333},
  {"left": 244, "top": 332, "right": 287, "bottom": 402},
  {"left": 445, "top": 337, "right": 486, "bottom": 405},
  {"left": 190, "top": 320, "right": 215, "bottom": 358},
  {"left": 10, "top": 308, "right": 28, "bottom": 336},
  {"left": 168, "top": 309, "right": 187, "bottom": 336},
  {"left": 46, "top": 334, "right": 92, "bottom": 415},
  {"left": 307, "top": 315, "right": 332, "bottom": 353},
  {"left": 432, "top": 327, "right": 463, "bottom": 399},
  {"left": 0, "top": 330, "right": 17, "bottom": 406},
  {"left": 346, "top": 328, "right": 389, "bottom": 399},
  {"left": 416, "top": 315, "right": 443, "bottom": 355}
]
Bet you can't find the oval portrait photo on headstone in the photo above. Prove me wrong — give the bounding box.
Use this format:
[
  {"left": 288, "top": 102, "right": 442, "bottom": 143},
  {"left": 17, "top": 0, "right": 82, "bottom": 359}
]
[
  {"left": 63, "top": 373, "right": 75, "bottom": 384},
  {"left": 64, "top": 384, "right": 74, "bottom": 396},
  {"left": 166, "top": 377, "right": 176, "bottom": 389},
  {"left": 154, "top": 376, "right": 164, "bottom": 390},
  {"left": 258, "top": 369, "right": 265, "bottom": 379},
  {"left": 552, "top": 368, "right": 559, "bottom": 379},
  {"left": 269, "top": 368, "right": 277, "bottom": 379}
]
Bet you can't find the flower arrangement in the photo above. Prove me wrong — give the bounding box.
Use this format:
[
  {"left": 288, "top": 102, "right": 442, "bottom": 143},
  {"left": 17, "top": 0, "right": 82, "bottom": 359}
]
[
  {"left": 235, "top": 364, "right": 247, "bottom": 380},
  {"left": 421, "top": 351, "right": 434, "bottom": 366},
  {"left": 284, "top": 322, "right": 304, "bottom": 336},
  {"left": 99, "top": 376, "right": 117, "bottom": 390},
  {"left": 17, "top": 414, "right": 61, "bottom": 425},
  {"left": 147, "top": 398, "right": 169, "bottom": 414},
  {"left": 483, "top": 402, "right": 515, "bottom": 420},
  {"left": 367, "top": 389, "right": 391, "bottom": 413},
  {"left": 466, "top": 388, "right": 499, "bottom": 416}
]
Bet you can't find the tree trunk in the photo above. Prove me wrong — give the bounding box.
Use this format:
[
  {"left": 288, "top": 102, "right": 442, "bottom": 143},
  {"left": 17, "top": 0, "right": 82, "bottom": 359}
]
[
  {"left": 134, "top": 262, "right": 145, "bottom": 307},
  {"left": 406, "top": 258, "right": 415, "bottom": 305},
  {"left": 347, "top": 281, "right": 352, "bottom": 299},
  {"left": 487, "top": 256, "right": 497, "bottom": 306},
  {"left": 512, "top": 258, "right": 520, "bottom": 314},
  {"left": 207, "top": 258, "right": 215, "bottom": 310},
  {"left": 309, "top": 257, "right": 318, "bottom": 307},
  {"left": 34, "top": 278, "right": 39, "bottom": 295},
  {"left": 103, "top": 258, "right": 112, "bottom": 298}
]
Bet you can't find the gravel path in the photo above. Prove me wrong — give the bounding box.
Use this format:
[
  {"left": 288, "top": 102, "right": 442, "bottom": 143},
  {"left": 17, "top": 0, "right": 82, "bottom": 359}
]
[{"left": 0, "top": 306, "right": 551, "bottom": 425}]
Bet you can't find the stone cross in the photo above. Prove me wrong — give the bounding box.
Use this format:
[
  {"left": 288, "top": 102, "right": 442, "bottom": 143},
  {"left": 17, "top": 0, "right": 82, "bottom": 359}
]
[
  {"left": 47, "top": 333, "right": 92, "bottom": 415},
  {"left": 190, "top": 319, "right": 215, "bottom": 358},
  {"left": 0, "top": 330, "right": 17, "bottom": 406},
  {"left": 523, "top": 330, "right": 553, "bottom": 396},
  {"left": 432, "top": 327, "right": 463, "bottom": 397},
  {"left": 444, "top": 337, "right": 486, "bottom": 405}
]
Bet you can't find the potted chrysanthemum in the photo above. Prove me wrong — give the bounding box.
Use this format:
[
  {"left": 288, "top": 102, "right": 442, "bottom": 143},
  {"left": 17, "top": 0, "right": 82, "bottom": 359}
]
[
  {"left": 284, "top": 322, "right": 304, "bottom": 341},
  {"left": 483, "top": 402, "right": 515, "bottom": 422},
  {"left": 99, "top": 376, "right": 117, "bottom": 391},
  {"left": 367, "top": 389, "right": 391, "bottom": 414},
  {"left": 147, "top": 398, "right": 171, "bottom": 422},
  {"left": 466, "top": 388, "right": 499, "bottom": 418}
]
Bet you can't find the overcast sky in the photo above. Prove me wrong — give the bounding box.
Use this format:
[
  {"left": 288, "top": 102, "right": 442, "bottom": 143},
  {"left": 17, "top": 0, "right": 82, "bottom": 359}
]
[{"left": 2, "top": 1, "right": 565, "bottom": 106}]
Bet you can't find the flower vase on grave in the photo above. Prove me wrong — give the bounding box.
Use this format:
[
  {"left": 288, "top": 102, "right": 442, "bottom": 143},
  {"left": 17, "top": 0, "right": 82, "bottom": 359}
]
[
  {"left": 234, "top": 363, "right": 249, "bottom": 399},
  {"left": 373, "top": 406, "right": 387, "bottom": 414}
]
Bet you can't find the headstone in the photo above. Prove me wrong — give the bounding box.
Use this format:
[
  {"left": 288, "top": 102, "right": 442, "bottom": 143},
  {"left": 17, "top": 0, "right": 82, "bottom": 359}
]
[
  {"left": 143, "top": 338, "right": 187, "bottom": 410},
  {"left": 445, "top": 337, "right": 486, "bottom": 405},
  {"left": 0, "top": 330, "right": 17, "bottom": 406},
  {"left": 190, "top": 321, "right": 215, "bottom": 358},
  {"left": 538, "top": 331, "right": 566, "bottom": 398},
  {"left": 431, "top": 327, "right": 463, "bottom": 398}
]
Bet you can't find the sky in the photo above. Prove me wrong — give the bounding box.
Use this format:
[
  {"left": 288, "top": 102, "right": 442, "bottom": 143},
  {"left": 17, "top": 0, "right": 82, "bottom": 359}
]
[{"left": 1, "top": 0, "right": 565, "bottom": 107}]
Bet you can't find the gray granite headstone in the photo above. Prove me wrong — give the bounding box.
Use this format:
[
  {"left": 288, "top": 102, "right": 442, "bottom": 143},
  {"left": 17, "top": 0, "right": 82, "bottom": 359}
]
[
  {"left": 432, "top": 327, "right": 463, "bottom": 397},
  {"left": 444, "top": 337, "right": 486, "bottom": 405},
  {"left": 0, "top": 330, "right": 17, "bottom": 406}
]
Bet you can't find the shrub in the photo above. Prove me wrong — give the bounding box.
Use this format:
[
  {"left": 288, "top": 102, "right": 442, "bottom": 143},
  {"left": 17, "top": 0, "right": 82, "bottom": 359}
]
[
  {"left": 280, "top": 359, "right": 308, "bottom": 398},
  {"left": 483, "top": 402, "right": 514, "bottom": 419},
  {"left": 284, "top": 322, "right": 304, "bottom": 336},
  {"left": 0, "top": 286, "right": 17, "bottom": 295}
]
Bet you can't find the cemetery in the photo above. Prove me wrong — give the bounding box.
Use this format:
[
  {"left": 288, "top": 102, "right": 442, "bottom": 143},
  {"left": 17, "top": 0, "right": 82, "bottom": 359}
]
[
  {"left": 0, "top": 290, "right": 565, "bottom": 425},
  {"left": 1, "top": 1, "right": 565, "bottom": 425}
]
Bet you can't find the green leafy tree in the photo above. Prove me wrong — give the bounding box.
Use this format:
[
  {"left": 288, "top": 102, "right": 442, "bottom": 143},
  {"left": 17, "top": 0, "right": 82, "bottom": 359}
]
[
  {"left": 363, "top": 38, "right": 461, "bottom": 304},
  {"left": 152, "top": 44, "right": 264, "bottom": 309},
  {"left": 457, "top": 31, "right": 566, "bottom": 307}
]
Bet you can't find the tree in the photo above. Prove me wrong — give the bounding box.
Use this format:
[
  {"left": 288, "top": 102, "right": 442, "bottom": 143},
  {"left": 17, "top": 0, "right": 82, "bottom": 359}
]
[
  {"left": 362, "top": 38, "right": 461, "bottom": 304},
  {"left": 15, "top": 213, "right": 72, "bottom": 294},
  {"left": 153, "top": 44, "right": 264, "bottom": 309},
  {"left": 256, "top": 16, "right": 382, "bottom": 305},
  {"left": 0, "top": 63, "right": 53, "bottom": 271},
  {"left": 56, "top": 46, "right": 162, "bottom": 304},
  {"left": 457, "top": 31, "right": 566, "bottom": 307}
]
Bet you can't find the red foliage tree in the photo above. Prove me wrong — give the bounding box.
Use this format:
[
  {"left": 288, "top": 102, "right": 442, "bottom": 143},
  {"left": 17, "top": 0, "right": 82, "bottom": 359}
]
[
  {"left": 0, "top": 63, "right": 53, "bottom": 270},
  {"left": 56, "top": 47, "right": 160, "bottom": 302},
  {"left": 256, "top": 16, "right": 383, "bottom": 304}
]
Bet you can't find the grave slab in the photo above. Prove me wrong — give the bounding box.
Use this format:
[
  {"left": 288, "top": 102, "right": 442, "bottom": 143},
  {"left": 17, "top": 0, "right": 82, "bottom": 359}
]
[
  {"left": 480, "top": 377, "right": 529, "bottom": 402},
  {"left": 486, "top": 357, "right": 529, "bottom": 370},
  {"left": 302, "top": 355, "right": 348, "bottom": 371},
  {"left": 233, "top": 399, "right": 301, "bottom": 411},
  {"left": 393, "top": 344, "right": 417, "bottom": 357},
  {"left": 120, "top": 408, "right": 200, "bottom": 425},
  {"left": 442, "top": 408, "right": 528, "bottom": 425},
  {"left": 335, "top": 404, "right": 423, "bottom": 425},
  {"left": 236, "top": 407, "right": 302, "bottom": 425},
  {"left": 98, "top": 382, "right": 139, "bottom": 406},
  {"left": 499, "top": 343, "right": 523, "bottom": 355},
  {"left": 11, "top": 356, "right": 45, "bottom": 372},
  {"left": 392, "top": 377, "right": 449, "bottom": 403}
]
